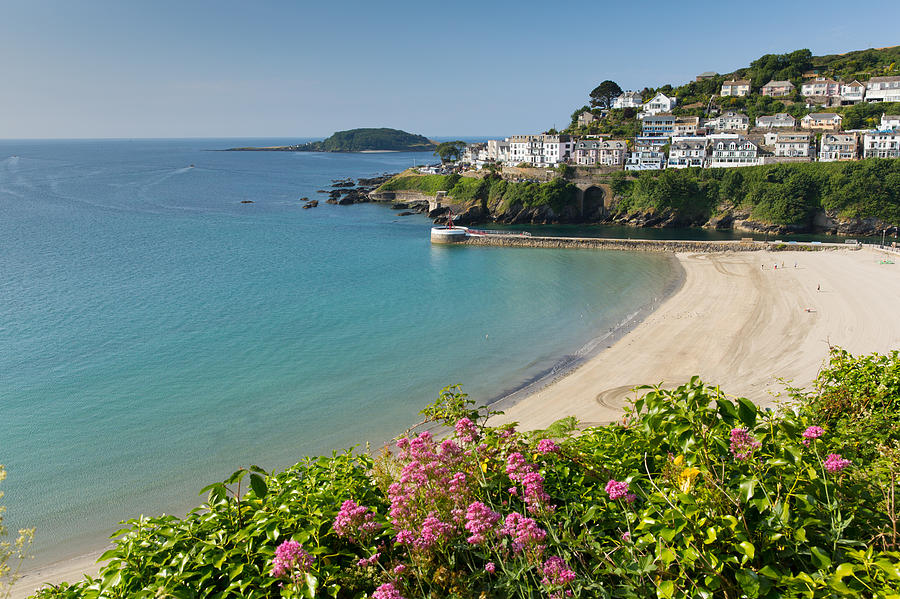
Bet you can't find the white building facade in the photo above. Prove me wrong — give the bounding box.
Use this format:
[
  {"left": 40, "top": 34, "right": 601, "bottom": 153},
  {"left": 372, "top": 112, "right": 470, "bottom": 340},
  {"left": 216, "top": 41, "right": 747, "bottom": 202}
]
[
  {"left": 819, "top": 133, "right": 858, "bottom": 162},
  {"left": 863, "top": 131, "right": 900, "bottom": 159},
  {"left": 774, "top": 132, "right": 815, "bottom": 159},
  {"left": 708, "top": 138, "right": 761, "bottom": 168},
  {"left": 667, "top": 139, "right": 707, "bottom": 168},
  {"left": 866, "top": 76, "right": 900, "bottom": 102}
]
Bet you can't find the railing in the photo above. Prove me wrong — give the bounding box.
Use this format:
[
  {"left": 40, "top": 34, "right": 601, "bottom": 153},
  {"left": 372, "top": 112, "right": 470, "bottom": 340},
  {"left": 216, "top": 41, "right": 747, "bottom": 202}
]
[{"left": 465, "top": 229, "right": 532, "bottom": 237}]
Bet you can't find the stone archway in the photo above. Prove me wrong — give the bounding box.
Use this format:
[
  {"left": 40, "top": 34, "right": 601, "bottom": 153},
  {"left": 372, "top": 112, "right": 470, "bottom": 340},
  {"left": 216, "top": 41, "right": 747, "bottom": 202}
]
[{"left": 576, "top": 184, "right": 607, "bottom": 220}]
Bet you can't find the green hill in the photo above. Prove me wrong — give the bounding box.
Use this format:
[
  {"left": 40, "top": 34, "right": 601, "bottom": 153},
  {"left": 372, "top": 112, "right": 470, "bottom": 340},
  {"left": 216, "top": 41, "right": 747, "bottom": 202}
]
[{"left": 300, "top": 128, "right": 437, "bottom": 152}]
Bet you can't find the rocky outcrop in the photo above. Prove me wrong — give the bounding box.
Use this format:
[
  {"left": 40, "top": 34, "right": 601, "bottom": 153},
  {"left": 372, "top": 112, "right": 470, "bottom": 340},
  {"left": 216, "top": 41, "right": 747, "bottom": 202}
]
[{"left": 302, "top": 199, "right": 318, "bottom": 209}]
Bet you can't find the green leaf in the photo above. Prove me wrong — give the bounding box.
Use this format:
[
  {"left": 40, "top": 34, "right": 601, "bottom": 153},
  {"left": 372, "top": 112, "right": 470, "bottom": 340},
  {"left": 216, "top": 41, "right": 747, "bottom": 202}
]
[
  {"left": 810, "top": 546, "right": 832, "bottom": 569},
  {"left": 659, "top": 547, "right": 677, "bottom": 565},
  {"left": 833, "top": 562, "right": 855, "bottom": 580},
  {"left": 227, "top": 469, "right": 248, "bottom": 484},
  {"left": 735, "top": 569, "right": 760, "bottom": 598},
  {"left": 739, "top": 478, "right": 757, "bottom": 502},
  {"left": 305, "top": 572, "right": 319, "bottom": 598},
  {"left": 658, "top": 580, "right": 675, "bottom": 599},
  {"left": 737, "top": 541, "right": 756, "bottom": 565},
  {"left": 737, "top": 397, "right": 758, "bottom": 427},
  {"left": 249, "top": 473, "right": 268, "bottom": 498}
]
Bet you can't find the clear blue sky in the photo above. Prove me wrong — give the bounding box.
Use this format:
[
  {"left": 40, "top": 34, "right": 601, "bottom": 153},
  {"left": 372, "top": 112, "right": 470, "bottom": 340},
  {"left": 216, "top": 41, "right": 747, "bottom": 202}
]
[{"left": 1, "top": 0, "right": 897, "bottom": 139}]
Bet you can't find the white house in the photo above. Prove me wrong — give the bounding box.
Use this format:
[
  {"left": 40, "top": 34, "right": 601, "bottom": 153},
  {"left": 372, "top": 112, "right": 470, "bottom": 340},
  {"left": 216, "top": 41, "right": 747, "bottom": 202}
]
[
  {"left": 882, "top": 114, "right": 900, "bottom": 130},
  {"left": 486, "top": 139, "right": 510, "bottom": 164},
  {"left": 866, "top": 76, "right": 900, "bottom": 103},
  {"left": 720, "top": 79, "right": 751, "bottom": 97},
  {"left": 863, "top": 130, "right": 900, "bottom": 159},
  {"left": 625, "top": 146, "right": 666, "bottom": 171},
  {"left": 506, "top": 135, "right": 573, "bottom": 167},
  {"left": 800, "top": 78, "right": 840, "bottom": 98},
  {"left": 612, "top": 91, "right": 643, "bottom": 109},
  {"left": 800, "top": 113, "right": 843, "bottom": 131},
  {"left": 840, "top": 80, "right": 866, "bottom": 104},
  {"left": 707, "top": 111, "right": 749, "bottom": 131},
  {"left": 755, "top": 113, "right": 796, "bottom": 129},
  {"left": 774, "top": 132, "right": 814, "bottom": 159},
  {"left": 667, "top": 139, "right": 707, "bottom": 168},
  {"left": 573, "top": 140, "right": 603, "bottom": 166},
  {"left": 672, "top": 116, "right": 701, "bottom": 137},
  {"left": 461, "top": 143, "right": 488, "bottom": 165},
  {"left": 708, "top": 137, "right": 761, "bottom": 168},
  {"left": 819, "top": 133, "right": 858, "bottom": 162},
  {"left": 641, "top": 92, "right": 677, "bottom": 116}
]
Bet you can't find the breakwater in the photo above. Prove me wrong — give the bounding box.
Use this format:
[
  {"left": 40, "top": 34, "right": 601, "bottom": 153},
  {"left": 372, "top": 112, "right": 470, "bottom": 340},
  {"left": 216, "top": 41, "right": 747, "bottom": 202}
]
[{"left": 459, "top": 235, "right": 861, "bottom": 253}]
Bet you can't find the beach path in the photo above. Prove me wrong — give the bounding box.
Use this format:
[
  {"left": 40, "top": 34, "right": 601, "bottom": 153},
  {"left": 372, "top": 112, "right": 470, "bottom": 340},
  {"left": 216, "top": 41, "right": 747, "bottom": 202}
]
[{"left": 494, "top": 249, "right": 900, "bottom": 431}]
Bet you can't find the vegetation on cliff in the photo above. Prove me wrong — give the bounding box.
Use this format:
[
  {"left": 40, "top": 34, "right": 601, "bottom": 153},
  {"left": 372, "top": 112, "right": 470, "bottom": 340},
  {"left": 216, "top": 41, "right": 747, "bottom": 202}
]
[
  {"left": 609, "top": 158, "right": 900, "bottom": 228},
  {"left": 30, "top": 348, "right": 900, "bottom": 598},
  {"left": 300, "top": 129, "right": 437, "bottom": 152},
  {"left": 376, "top": 174, "right": 579, "bottom": 216}
]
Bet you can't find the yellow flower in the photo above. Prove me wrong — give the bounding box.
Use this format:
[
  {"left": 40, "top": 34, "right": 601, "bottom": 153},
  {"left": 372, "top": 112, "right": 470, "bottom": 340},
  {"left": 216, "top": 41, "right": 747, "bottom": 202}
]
[{"left": 678, "top": 467, "right": 701, "bottom": 493}]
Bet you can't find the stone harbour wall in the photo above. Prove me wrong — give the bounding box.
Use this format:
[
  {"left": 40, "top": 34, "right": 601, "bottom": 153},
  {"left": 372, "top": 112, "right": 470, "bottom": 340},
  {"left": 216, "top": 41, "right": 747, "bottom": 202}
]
[{"left": 460, "top": 235, "right": 860, "bottom": 253}]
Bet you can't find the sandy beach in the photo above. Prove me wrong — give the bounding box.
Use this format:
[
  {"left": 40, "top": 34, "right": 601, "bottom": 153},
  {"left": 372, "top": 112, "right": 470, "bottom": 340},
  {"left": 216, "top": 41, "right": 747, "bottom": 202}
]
[
  {"left": 12, "top": 246, "right": 900, "bottom": 598},
  {"left": 494, "top": 248, "right": 900, "bottom": 431}
]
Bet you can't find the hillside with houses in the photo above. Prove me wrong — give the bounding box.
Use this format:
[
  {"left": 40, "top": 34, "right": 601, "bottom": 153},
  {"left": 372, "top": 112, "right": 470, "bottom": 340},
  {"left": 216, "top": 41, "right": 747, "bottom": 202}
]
[{"left": 460, "top": 47, "right": 900, "bottom": 172}]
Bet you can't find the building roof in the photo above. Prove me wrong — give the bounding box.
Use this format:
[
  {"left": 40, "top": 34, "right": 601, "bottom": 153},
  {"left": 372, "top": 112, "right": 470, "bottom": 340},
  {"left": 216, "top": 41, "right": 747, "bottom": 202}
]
[
  {"left": 802, "top": 78, "right": 839, "bottom": 85},
  {"left": 757, "top": 113, "right": 796, "bottom": 123},
  {"left": 822, "top": 133, "right": 857, "bottom": 141},
  {"left": 868, "top": 76, "right": 900, "bottom": 84},
  {"left": 698, "top": 71, "right": 718, "bottom": 77},
  {"left": 843, "top": 80, "right": 865, "bottom": 88},
  {"left": 804, "top": 113, "right": 842, "bottom": 120},
  {"left": 763, "top": 80, "right": 795, "bottom": 88},
  {"left": 775, "top": 132, "right": 812, "bottom": 142},
  {"left": 883, "top": 114, "right": 900, "bottom": 120},
  {"left": 723, "top": 79, "right": 751, "bottom": 86}
]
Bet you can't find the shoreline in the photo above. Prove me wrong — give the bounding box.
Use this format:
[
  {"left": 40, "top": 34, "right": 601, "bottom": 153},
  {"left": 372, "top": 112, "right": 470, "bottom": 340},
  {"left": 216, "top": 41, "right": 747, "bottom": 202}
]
[
  {"left": 13, "top": 247, "right": 900, "bottom": 597},
  {"left": 490, "top": 248, "right": 900, "bottom": 431}
]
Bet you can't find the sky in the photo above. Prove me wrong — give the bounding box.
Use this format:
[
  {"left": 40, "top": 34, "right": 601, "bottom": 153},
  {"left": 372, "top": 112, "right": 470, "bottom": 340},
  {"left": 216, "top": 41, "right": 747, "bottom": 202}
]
[{"left": 1, "top": 0, "right": 898, "bottom": 139}]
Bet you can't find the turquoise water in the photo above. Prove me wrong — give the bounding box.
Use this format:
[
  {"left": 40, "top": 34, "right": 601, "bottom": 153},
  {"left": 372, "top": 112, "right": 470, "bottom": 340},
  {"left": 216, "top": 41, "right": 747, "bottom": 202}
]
[{"left": 0, "top": 139, "right": 677, "bottom": 565}]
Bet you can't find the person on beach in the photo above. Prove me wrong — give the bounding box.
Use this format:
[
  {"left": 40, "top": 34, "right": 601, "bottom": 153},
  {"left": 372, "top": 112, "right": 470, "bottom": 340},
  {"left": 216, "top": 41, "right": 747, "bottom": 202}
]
[{"left": 817, "top": 284, "right": 820, "bottom": 291}]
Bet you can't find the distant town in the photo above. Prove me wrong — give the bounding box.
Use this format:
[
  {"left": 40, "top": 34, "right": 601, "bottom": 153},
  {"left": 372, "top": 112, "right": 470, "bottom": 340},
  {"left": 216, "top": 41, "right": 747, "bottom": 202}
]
[{"left": 458, "top": 74, "right": 900, "bottom": 172}]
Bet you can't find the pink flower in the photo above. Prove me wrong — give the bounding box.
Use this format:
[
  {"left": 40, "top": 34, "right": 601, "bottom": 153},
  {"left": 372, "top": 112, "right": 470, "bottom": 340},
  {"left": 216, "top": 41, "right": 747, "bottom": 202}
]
[
  {"left": 729, "top": 428, "right": 762, "bottom": 461},
  {"left": 333, "top": 499, "right": 381, "bottom": 543},
  {"left": 605, "top": 479, "right": 629, "bottom": 501},
  {"left": 625, "top": 493, "right": 636, "bottom": 504},
  {"left": 542, "top": 556, "right": 576, "bottom": 587},
  {"left": 824, "top": 453, "right": 851, "bottom": 473},
  {"left": 270, "top": 540, "right": 314, "bottom": 579},
  {"left": 356, "top": 553, "right": 380, "bottom": 567},
  {"left": 485, "top": 562, "right": 496, "bottom": 573},
  {"left": 372, "top": 582, "right": 406, "bottom": 599},
  {"left": 536, "top": 439, "right": 559, "bottom": 454},
  {"left": 393, "top": 564, "right": 407, "bottom": 575},
  {"left": 621, "top": 531, "right": 631, "bottom": 541},
  {"left": 502, "top": 512, "right": 547, "bottom": 555},
  {"left": 464, "top": 501, "right": 500, "bottom": 545},
  {"left": 506, "top": 452, "right": 531, "bottom": 481},
  {"left": 802, "top": 425, "right": 825, "bottom": 446},
  {"left": 455, "top": 417, "right": 479, "bottom": 443}
]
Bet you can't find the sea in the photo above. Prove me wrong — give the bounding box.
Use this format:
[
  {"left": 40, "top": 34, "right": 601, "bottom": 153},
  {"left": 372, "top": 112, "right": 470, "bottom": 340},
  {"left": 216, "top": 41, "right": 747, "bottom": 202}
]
[{"left": 1, "top": 138, "right": 683, "bottom": 567}]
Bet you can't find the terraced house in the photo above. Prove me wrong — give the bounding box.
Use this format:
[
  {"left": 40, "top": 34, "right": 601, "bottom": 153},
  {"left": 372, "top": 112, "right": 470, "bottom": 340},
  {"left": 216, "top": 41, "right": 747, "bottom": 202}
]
[
  {"left": 708, "top": 137, "right": 761, "bottom": 168},
  {"left": 819, "top": 133, "right": 859, "bottom": 162},
  {"left": 774, "top": 132, "right": 815, "bottom": 160},
  {"left": 667, "top": 139, "right": 707, "bottom": 168},
  {"left": 840, "top": 80, "right": 866, "bottom": 104}
]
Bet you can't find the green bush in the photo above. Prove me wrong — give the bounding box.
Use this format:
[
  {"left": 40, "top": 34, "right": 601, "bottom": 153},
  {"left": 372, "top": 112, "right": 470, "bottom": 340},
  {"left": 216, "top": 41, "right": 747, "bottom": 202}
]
[{"left": 30, "top": 349, "right": 900, "bottom": 598}]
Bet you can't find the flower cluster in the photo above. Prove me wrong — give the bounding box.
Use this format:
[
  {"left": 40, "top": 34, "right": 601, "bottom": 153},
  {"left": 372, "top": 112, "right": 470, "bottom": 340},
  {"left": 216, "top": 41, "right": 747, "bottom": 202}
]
[
  {"left": 506, "top": 452, "right": 551, "bottom": 513},
  {"left": 455, "top": 417, "right": 479, "bottom": 444},
  {"left": 464, "top": 501, "right": 501, "bottom": 545},
  {"left": 536, "top": 439, "right": 559, "bottom": 454},
  {"left": 605, "top": 479, "right": 629, "bottom": 501},
  {"left": 389, "top": 432, "right": 473, "bottom": 552},
  {"left": 372, "top": 582, "right": 407, "bottom": 599},
  {"left": 541, "top": 555, "right": 576, "bottom": 586},
  {"left": 356, "top": 553, "right": 380, "bottom": 568},
  {"left": 824, "top": 453, "right": 851, "bottom": 473},
  {"left": 801, "top": 425, "right": 825, "bottom": 446},
  {"left": 729, "top": 427, "right": 762, "bottom": 460},
  {"left": 270, "top": 540, "right": 314, "bottom": 580},
  {"left": 502, "top": 512, "right": 547, "bottom": 557},
  {"left": 333, "top": 499, "right": 381, "bottom": 543}
]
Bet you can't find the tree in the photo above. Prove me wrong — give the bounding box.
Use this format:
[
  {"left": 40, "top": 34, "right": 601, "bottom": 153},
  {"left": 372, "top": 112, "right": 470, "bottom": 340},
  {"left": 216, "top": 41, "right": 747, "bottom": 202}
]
[
  {"left": 590, "top": 80, "right": 623, "bottom": 109},
  {"left": 433, "top": 141, "right": 467, "bottom": 163}
]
